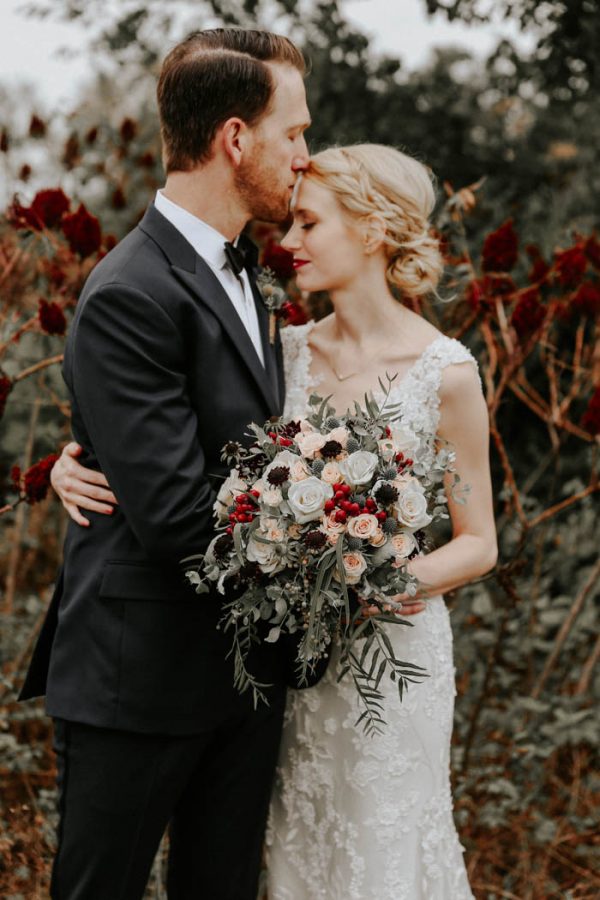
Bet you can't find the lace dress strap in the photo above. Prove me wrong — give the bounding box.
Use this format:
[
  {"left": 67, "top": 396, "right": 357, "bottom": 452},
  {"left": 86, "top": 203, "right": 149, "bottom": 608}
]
[{"left": 281, "top": 322, "right": 320, "bottom": 420}]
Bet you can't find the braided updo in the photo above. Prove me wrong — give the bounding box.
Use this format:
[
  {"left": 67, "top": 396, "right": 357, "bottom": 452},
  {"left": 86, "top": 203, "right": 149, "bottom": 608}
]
[{"left": 305, "top": 144, "right": 444, "bottom": 298}]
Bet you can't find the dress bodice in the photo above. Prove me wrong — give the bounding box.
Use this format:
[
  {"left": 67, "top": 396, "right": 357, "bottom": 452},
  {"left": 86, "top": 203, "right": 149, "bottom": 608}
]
[{"left": 281, "top": 321, "right": 480, "bottom": 438}]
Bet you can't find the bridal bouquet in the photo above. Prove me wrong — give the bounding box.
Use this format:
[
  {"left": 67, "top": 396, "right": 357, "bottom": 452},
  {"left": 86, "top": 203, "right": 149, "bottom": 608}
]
[{"left": 184, "top": 377, "right": 459, "bottom": 733}]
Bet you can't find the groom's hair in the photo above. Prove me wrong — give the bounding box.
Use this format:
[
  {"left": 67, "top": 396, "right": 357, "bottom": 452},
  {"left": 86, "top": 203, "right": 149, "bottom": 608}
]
[{"left": 157, "top": 28, "right": 306, "bottom": 173}]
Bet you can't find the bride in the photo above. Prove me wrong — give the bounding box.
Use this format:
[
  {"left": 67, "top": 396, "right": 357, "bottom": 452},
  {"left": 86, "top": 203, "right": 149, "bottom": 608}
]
[{"left": 51, "top": 144, "right": 497, "bottom": 898}]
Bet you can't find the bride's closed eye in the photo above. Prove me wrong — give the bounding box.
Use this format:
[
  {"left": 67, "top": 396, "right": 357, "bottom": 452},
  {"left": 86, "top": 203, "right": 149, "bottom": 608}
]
[{"left": 301, "top": 222, "right": 316, "bottom": 231}]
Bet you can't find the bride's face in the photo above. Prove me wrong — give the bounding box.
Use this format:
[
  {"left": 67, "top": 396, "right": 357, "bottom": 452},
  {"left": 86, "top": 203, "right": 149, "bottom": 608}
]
[{"left": 281, "top": 177, "right": 367, "bottom": 293}]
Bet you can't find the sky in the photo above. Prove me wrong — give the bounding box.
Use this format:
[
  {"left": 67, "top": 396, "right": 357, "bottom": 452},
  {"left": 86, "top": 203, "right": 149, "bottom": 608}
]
[{"left": 0, "top": 0, "right": 535, "bottom": 108}]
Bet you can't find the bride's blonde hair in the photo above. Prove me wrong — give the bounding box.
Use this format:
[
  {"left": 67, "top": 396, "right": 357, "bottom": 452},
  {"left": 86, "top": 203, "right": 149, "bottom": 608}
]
[{"left": 305, "top": 144, "right": 444, "bottom": 298}]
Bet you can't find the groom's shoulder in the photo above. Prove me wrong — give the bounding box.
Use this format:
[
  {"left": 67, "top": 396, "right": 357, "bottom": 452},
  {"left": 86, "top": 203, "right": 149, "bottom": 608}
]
[{"left": 82, "top": 222, "right": 168, "bottom": 299}]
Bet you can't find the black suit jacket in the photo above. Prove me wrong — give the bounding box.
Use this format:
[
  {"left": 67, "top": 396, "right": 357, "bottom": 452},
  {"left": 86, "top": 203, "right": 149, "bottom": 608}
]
[{"left": 19, "top": 205, "right": 299, "bottom": 733}]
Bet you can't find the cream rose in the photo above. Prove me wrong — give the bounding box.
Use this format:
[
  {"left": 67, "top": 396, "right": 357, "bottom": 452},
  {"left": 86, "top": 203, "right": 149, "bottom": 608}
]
[
  {"left": 287, "top": 476, "right": 334, "bottom": 523},
  {"left": 246, "top": 535, "right": 284, "bottom": 574},
  {"left": 338, "top": 450, "right": 379, "bottom": 487},
  {"left": 391, "top": 530, "right": 417, "bottom": 558},
  {"left": 369, "top": 527, "right": 387, "bottom": 547},
  {"left": 258, "top": 516, "right": 286, "bottom": 543},
  {"left": 295, "top": 431, "right": 327, "bottom": 459},
  {"left": 395, "top": 489, "right": 432, "bottom": 531},
  {"left": 347, "top": 513, "right": 380, "bottom": 540},
  {"left": 333, "top": 551, "right": 367, "bottom": 585},
  {"left": 321, "top": 461, "right": 342, "bottom": 484},
  {"left": 262, "top": 486, "right": 283, "bottom": 507},
  {"left": 290, "top": 460, "right": 311, "bottom": 482}
]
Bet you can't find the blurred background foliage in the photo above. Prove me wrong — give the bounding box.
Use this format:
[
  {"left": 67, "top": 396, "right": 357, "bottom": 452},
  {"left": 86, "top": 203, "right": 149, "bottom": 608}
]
[{"left": 1, "top": 1, "right": 599, "bottom": 897}]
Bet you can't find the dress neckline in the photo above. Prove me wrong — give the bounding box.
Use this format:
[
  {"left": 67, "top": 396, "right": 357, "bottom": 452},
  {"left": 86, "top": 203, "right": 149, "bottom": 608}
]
[{"left": 299, "top": 320, "right": 448, "bottom": 401}]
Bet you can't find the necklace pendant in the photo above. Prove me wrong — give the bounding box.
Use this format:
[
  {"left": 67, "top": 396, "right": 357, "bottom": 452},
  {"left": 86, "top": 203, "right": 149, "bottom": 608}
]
[{"left": 333, "top": 369, "right": 356, "bottom": 382}]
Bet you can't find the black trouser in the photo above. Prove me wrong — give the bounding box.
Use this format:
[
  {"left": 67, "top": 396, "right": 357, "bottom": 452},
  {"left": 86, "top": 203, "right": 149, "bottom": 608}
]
[{"left": 50, "top": 702, "right": 285, "bottom": 900}]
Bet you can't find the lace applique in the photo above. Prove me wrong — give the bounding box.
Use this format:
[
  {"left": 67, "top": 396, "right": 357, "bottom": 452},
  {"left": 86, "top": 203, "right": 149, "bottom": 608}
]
[{"left": 267, "top": 326, "right": 477, "bottom": 900}]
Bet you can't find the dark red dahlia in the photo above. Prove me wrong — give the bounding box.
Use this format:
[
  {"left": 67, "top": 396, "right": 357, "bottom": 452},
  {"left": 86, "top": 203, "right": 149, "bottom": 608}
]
[
  {"left": 29, "top": 114, "right": 46, "bottom": 138},
  {"left": 38, "top": 299, "right": 67, "bottom": 336},
  {"left": 554, "top": 246, "right": 587, "bottom": 287},
  {"left": 584, "top": 235, "right": 600, "bottom": 270},
  {"left": 267, "top": 466, "right": 290, "bottom": 486},
  {"left": 511, "top": 289, "right": 545, "bottom": 339},
  {"left": 320, "top": 440, "right": 343, "bottom": 460},
  {"left": 62, "top": 204, "right": 102, "bottom": 257},
  {"left": 482, "top": 220, "right": 519, "bottom": 273},
  {"left": 525, "top": 244, "right": 550, "bottom": 283},
  {"left": 0, "top": 375, "right": 12, "bottom": 420},
  {"left": 304, "top": 530, "right": 327, "bottom": 550},
  {"left": 23, "top": 454, "right": 59, "bottom": 504},
  {"left": 581, "top": 387, "right": 600, "bottom": 435},
  {"left": 261, "top": 239, "right": 295, "bottom": 281},
  {"left": 120, "top": 118, "right": 137, "bottom": 143},
  {"left": 572, "top": 281, "right": 600, "bottom": 317},
  {"left": 32, "top": 189, "right": 71, "bottom": 228}
]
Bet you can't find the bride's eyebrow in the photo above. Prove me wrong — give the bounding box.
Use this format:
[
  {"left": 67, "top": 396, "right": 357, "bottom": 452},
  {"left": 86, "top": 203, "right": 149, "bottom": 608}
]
[{"left": 294, "top": 208, "right": 317, "bottom": 218}]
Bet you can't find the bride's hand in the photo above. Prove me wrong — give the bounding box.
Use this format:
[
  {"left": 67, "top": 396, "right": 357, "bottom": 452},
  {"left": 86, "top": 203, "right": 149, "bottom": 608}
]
[
  {"left": 51, "top": 442, "right": 117, "bottom": 527},
  {"left": 360, "top": 594, "right": 425, "bottom": 618}
]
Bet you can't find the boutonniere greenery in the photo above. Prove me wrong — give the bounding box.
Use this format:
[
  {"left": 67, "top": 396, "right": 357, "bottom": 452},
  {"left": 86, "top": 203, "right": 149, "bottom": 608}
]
[{"left": 256, "top": 267, "right": 288, "bottom": 344}]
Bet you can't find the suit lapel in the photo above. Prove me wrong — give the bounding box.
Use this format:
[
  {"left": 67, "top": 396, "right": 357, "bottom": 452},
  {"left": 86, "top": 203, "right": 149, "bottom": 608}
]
[
  {"left": 248, "top": 270, "right": 283, "bottom": 414},
  {"left": 139, "top": 205, "right": 279, "bottom": 414}
]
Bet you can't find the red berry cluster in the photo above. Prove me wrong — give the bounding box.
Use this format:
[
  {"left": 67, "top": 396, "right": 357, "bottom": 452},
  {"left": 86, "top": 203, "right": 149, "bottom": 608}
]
[
  {"left": 227, "top": 490, "right": 261, "bottom": 532},
  {"left": 268, "top": 431, "right": 294, "bottom": 447},
  {"left": 323, "top": 483, "right": 386, "bottom": 525}
]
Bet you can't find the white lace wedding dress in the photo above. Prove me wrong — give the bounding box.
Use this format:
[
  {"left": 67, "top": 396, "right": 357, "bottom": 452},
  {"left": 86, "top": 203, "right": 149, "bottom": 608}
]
[{"left": 265, "top": 322, "right": 477, "bottom": 900}]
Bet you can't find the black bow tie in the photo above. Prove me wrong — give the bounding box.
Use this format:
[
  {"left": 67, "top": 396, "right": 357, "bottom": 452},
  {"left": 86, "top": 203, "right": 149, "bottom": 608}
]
[{"left": 224, "top": 237, "right": 258, "bottom": 276}]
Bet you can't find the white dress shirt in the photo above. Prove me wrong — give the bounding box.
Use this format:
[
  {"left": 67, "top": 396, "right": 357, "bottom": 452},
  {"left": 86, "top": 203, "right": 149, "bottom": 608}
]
[{"left": 154, "top": 190, "right": 265, "bottom": 366}]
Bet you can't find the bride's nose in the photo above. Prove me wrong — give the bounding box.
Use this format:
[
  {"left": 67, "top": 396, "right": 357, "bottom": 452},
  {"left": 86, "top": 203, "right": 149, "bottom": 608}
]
[{"left": 281, "top": 224, "right": 300, "bottom": 252}]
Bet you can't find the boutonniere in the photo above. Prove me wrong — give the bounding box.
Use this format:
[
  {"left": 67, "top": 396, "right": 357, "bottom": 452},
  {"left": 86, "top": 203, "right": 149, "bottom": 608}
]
[{"left": 256, "top": 267, "right": 288, "bottom": 344}]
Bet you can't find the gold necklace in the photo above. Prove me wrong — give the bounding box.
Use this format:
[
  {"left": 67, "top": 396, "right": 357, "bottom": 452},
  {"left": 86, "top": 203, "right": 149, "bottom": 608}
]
[{"left": 327, "top": 335, "right": 399, "bottom": 382}]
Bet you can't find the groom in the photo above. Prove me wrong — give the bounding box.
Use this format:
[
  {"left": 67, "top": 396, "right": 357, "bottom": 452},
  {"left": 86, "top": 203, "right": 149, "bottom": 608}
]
[{"left": 19, "top": 28, "right": 311, "bottom": 900}]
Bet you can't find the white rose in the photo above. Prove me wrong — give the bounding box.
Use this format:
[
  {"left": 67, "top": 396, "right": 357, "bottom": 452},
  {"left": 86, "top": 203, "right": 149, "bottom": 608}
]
[
  {"left": 295, "top": 431, "right": 327, "bottom": 459},
  {"left": 246, "top": 535, "right": 284, "bottom": 574},
  {"left": 258, "top": 516, "right": 286, "bottom": 543},
  {"left": 395, "top": 489, "right": 432, "bottom": 531},
  {"left": 333, "top": 551, "right": 367, "bottom": 585},
  {"left": 287, "top": 476, "right": 334, "bottom": 524},
  {"left": 389, "top": 423, "right": 420, "bottom": 458},
  {"left": 213, "top": 468, "right": 247, "bottom": 522},
  {"left": 338, "top": 450, "right": 379, "bottom": 487},
  {"left": 347, "top": 513, "right": 380, "bottom": 540},
  {"left": 262, "top": 486, "right": 283, "bottom": 507},
  {"left": 321, "top": 461, "right": 342, "bottom": 484}
]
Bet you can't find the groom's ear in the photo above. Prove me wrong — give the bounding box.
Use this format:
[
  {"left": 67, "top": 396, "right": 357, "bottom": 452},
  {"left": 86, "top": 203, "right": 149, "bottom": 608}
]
[{"left": 220, "top": 117, "right": 250, "bottom": 168}]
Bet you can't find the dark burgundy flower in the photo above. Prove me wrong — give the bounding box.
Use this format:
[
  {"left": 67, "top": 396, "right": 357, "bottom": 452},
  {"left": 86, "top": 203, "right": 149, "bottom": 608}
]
[
  {"left": 23, "top": 454, "right": 59, "bottom": 504},
  {"left": 29, "top": 114, "right": 46, "bottom": 138},
  {"left": 584, "top": 235, "right": 600, "bottom": 270},
  {"left": 465, "top": 279, "right": 483, "bottom": 311},
  {"left": 572, "top": 281, "right": 600, "bottom": 317},
  {"left": 279, "top": 420, "right": 302, "bottom": 440},
  {"left": 267, "top": 465, "right": 290, "bottom": 486},
  {"left": 320, "top": 440, "right": 343, "bottom": 460},
  {"left": 111, "top": 187, "right": 127, "bottom": 210},
  {"left": 62, "top": 134, "right": 81, "bottom": 170},
  {"left": 511, "top": 289, "right": 545, "bottom": 340},
  {"left": 581, "top": 386, "right": 600, "bottom": 435},
  {"left": 38, "top": 299, "right": 67, "bottom": 336},
  {"left": 32, "top": 188, "right": 71, "bottom": 228},
  {"left": 525, "top": 244, "right": 550, "bottom": 283},
  {"left": 213, "top": 533, "right": 234, "bottom": 560},
  {"left": 281, "top": 301, "right": 308, "bottom": 326},
  {"left": 261, "top": 239, "right": 295, "bottom": 281},
  {"left": 0, "top": 375, "right": 12, "bottom": 420},
  {"left": 62, "top": 204, "right": 102, "bottom": 257},
  {"left": 304, "top": 530, "right": 327, "bottom": 550},
  {"left": 554, "top": 246, "right": 587, "bottom": 286},
  {"left": 375, "top": 483, "right": 399, "bottom": 505},
  {"left": 482, "top": 219, "right": 518, "bottom": 273},
  {"left": 120, "top": 118, "right": 137, "bottom": 143},
  {"left": 137, "top": 151, "right": 155, "bottom": 168}
]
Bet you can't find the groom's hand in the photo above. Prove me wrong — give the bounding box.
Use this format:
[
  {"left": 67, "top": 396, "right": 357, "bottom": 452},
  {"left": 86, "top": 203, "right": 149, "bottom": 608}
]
[{"left": 51, "top": 442, "right": 117, "bottom": 527}]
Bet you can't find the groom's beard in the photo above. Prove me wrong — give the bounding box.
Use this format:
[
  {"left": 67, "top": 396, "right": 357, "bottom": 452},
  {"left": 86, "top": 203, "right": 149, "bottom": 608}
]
[{"left": 235, "top": 148, "right": 292, "bottom": 225}]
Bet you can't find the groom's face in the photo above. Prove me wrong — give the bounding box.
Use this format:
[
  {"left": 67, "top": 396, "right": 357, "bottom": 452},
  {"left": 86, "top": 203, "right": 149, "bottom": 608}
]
[{"left": 235, "top": 63, "right": 311, "bottom": 224}]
